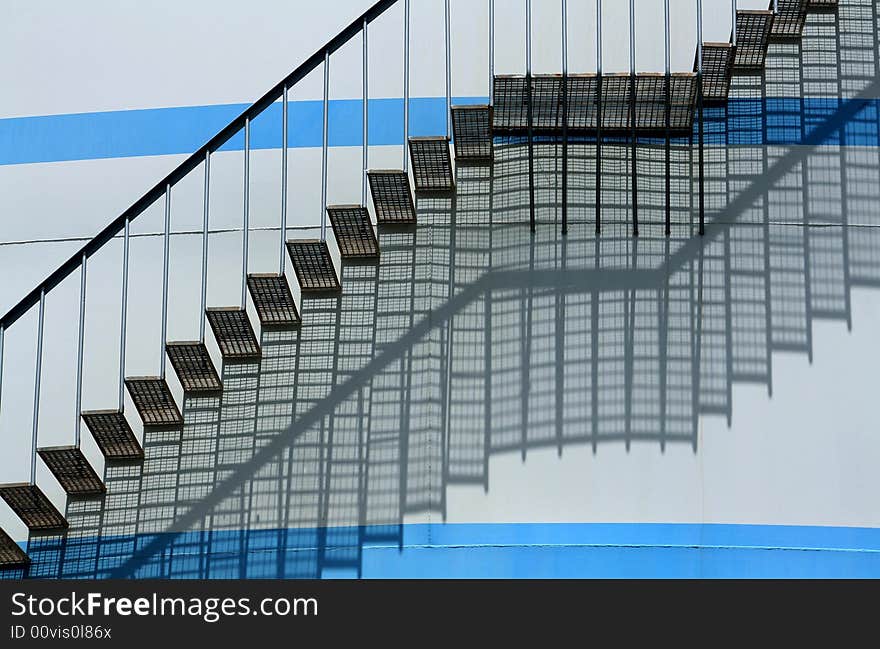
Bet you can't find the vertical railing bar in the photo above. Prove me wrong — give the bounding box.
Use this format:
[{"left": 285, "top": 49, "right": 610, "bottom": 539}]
[
  {"left": 596, "top": 0, "right": 603, "bottom": 235},
  {"left": 697, "top": 0, "right": 705, "bottom": 236},
  {"left": 31, "top": 288, "right": 46, "bottom": 484},
  {"left": 562, "top": 0, "right": 569, "bottom": 236},
  {"left": 242, "top": 118, "right": 251, "bottom": 307},
  {"left": 0, "top": 326, "right": 4, "bottom": 426},
  {"left": 404, "top": 0, "right": 411, "bottom": 172},
  {"left": 445, "top": 0, "right": 452, "bottom": 139},
  {"left": 118, "top": 217, "right": 130, "bottom": 410},
  {"left": 665, "top": 0, "right": 672, "bottom": 237},
  {"left": 732, "top": 0, "right": 738, "bottom": 45},
  {"left": 160, "top": 184, "right": 171, "bottom": 378},
  {"left": 74, "top": 253, "right": 87, "bottom": 447},
  {"left": 526, "top": 0, "right": 535, "bottom": 232},
  {"left": 200, "top": 150, "right": 210, "bottom": 342},
  {"left": 629, "top": 0, "right": 638, "bottom": 237},
  {"left": 321, "top": 52, "right": 330, "bottom": 243},
  {"left": 362, "top": 22, "right": 369, "bottom": 209},
  {"left": 489, "top": 0, "right": 495, "bottom": 104},
  {"left": 281, "top": 85, "right": 289, "bottom": 275}
]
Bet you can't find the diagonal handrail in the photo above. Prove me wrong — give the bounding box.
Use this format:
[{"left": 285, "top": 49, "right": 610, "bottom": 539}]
[{"left": 0, "top": 0, "right": 399, "bottom": 332}]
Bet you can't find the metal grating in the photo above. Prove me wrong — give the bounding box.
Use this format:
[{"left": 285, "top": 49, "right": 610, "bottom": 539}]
[
  {"left": 698, "top": 42, "right": 736, "bottom": 103},
  {"left": 451, "top": 105, "right": 493, "bottom": 163},
  {"left": 634, "top": 73, "right": 698, "bottom": 132},
  {"left": 492, "top": 73, "right": 695, "bottom": 134},
  {"left": 206, "top": 308, "right": 261, "bottom": 360},
  {"left": 368, "top": 170, "right": 416, "bottom": 223},
  {"left": 125, "top": 376, "right": 183, "bottom": 427},
  {"left": 0, "top": 484, "right": 68, "bottom": 531},
  {"left": 0, "top": 526, "right": 29, "bottom": 567},
  {"left": 409, "top": 137, "right": 455, "bottom": 192},
  {"left": 287, "top": 240, "right": 342, "bottom": 292},
  {"left": 247, "top": 274, "right": 301, "bottom": 327},
  {"left": 81, "top": 410, "right": 144, "bottom": 461},
  {"left": 734, "top": 10, "right": 774, "bottom": 69},
  {"left": 165, "top": 342, "right": 222, "bottom": 393},
  {"left": 807, "top": 0, "right": 836, "bottom": 6},
  {"left": 328, "top": 206, "right": 380, "bottom": 259},
  {"left": 37, "top": 446, "right": 105, "bottom": 496},
  {"left": 771, "top": 0, "right": 808, "bottom": 39}
]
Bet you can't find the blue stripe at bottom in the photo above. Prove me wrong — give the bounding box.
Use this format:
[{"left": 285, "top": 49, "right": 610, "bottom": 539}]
[{"left": 11, "top": 522, "right": 880, "bottom": 580}]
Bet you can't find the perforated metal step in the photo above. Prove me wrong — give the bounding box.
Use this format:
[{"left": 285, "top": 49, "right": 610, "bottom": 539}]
[
  {"left": 165, "top": 342, "right": 222, "bottom": 394},
  {"left": 367, "top": 170, "right": 416, "bottom": 224},
  {"left": 37, "top": 446, "right": 105, "bottom": 496},
  {"left": 328, "top": 206, "right": 380, "bottom": 259},
  {"left": 0, "top": 484, "right": 68, "bottom": 531},
  {"left": 0, "top": 526, "right": 29, "bottom": 567},
  {"left": 698, "top": 43, "right": 736, "bottom": 103},
  {"left": 771, "top": 0, "right": 808, "bottom": 39},
  {"left": 451, "top": 105, "right": 493, "bottom": 163},
  {"left": 125, "top": 377, "right": 183, "bottom": 427},
  {"left": 734, "top": 10, "right": 774, "bottom": 70},
  {"left": 81, "top": 410, "right": 144, "bottom": 461},
  {"left": 493, "top": 73, "right": 696, "bottom": 134},
  {"left": 206, "top": 308, "right": 261, "bottom": 360},
  {"left": 247, "top": 274, "right": 301, "bottom": 327},
  {"left": 409, "top": 137, "right": 455, "bottom": 193},
  {"left": 287, "top": 240, "right": 342, "bottom": 292}
]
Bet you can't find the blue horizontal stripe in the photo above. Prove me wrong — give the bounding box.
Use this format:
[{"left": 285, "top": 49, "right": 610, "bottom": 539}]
[
  {"left": 10, "top": 522, "right": 880, "bottom": 580},
  {"left": 2, "top": 97, "right": 879, "bottom": 166}
]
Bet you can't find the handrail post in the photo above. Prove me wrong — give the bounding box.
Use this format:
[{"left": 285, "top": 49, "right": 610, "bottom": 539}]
[
  {"left": 321, "top": 52, "right": 330, "bottom": 242},
  {"left": 160, "top": 184, "right": 171, "bottom": 378},
  {"left": 0, "top": 326, "right": 5, "bottom": 428},
  {"left": 562, "top": 0, "right": 569, "bottom": 236},
  {"left": 403, "top": 0, "right": 410, "bottom": 172},
  {"left": 526, "top": 0, "right": 535, "bottom": 233},
  {"left": 629, "top": 0, "right": 638, "bottom": 238},
  {"left": 697, "top": 0, "right": 705, "bottom": 236},
  {"left": 596, "top": 0, "right": 603, "bottom": 235},
  {"left": 119, "top": 217, "right": 130, "bottom": 410},
  {"left": 732, "top": 0, "right": 738, "bottom": 45},
  {"left": 242, "top": 118, "right": 251, "bottom": 307},
  {"left": 665, "top": 0, "right": 672, "bottom": 237},
  {"left": 489, "top": 0, "right": 495, "bottom": 104},
  {"left": 281, "top": 85, "right": 289, "bottom": 274},
  {"left": 74, "top": 254, "right": 87, "bottom": 447},
  {"left": 445, "top": 0, "right": 452, "bottom": 139},
  {"left": 362, "top": 22, "right": 369, "bottom": 208},
  {"left": 201, "top": 150, "right": 210, "bottom": 342},
  {"left": 31, "top": 289, "right": 46, "bottom": 484}
]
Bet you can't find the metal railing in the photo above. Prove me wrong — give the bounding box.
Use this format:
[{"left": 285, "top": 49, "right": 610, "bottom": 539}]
[{"left": 0, "top": 0, "right": 753, "bottom": 522}]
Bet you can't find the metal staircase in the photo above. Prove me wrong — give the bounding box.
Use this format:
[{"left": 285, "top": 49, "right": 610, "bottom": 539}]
[{"left": 2, "top": 0, "right": 872, "bottom": 576}]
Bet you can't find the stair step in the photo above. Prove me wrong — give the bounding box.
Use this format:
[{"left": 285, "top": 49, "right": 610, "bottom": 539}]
[
  {"left": 698, "top": 43, "right": 735, "bottom": 104},
  {"left": 409, "top": 136, "right": 454, "bottom": 193},
  {"left": 493, "top": 73, "right": 697, "bottom": 135},
  {"left": 807, "top": 0, "right": 837, "bottom": 8},
  {"left": 206, "top": 308, "right": 261, "bottom": 360},
  {"left": 125, "top": 377, "right": 183, "bottom": 427},
  {"left": 0, "top": 526, "right": 29, "bottom": 568},
  {"left": 771, "top": 0, "right": 808, "bottom": 40},
  {"left": 81, "top": 410, "right": 144, "bottom": 461},
  {"left": 165, "top": 342, "right": 222, "bottom": 394},
  {"left": 37, "top": 446, "right": 105, "bottom": 497},
  {"left": 734, "top": 10, "right": 774, "bottom": 70},
  {"left": 328, "top": 206, "right": 380, "bottom": 259},
  {"left": 367, "top": 170, "right": 416, "bottom": 224},
  {"left": 451, "top": 105, "right": 493, "bottom": 163},
  {"left": 287, "top": 240, "right": 342, "bottom": 293},
  {"left": 0, "top": 483, "right": 68, "bottom": 532},
  {"left": 247, "top": 274, "right": 301, "bottom": 328}
]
